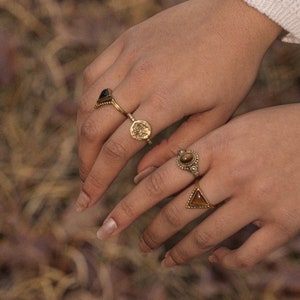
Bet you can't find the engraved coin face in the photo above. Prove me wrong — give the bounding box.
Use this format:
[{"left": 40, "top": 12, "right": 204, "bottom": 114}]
[{"left": 130, "top": 120, "right": 152, "bottom": 141}]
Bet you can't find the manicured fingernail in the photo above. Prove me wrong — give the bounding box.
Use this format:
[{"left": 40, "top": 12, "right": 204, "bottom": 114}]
[
  {"left": 208, "top": 255, "right": 219, "bottom": 264},
  {"left": 75, "top": 191, "right": 90, "bottom": 212},
  {"left": 161, "top": 255, "right": 177, "bottom": 268},
  {"left": 134, "top": 166, "right": 157, "bottom": 184},
  {"left": 139, "top": 237, "right": 154, "bottom": 253},
  {"left": 97, "top": 218, "right": 117, "bottom": 240}
]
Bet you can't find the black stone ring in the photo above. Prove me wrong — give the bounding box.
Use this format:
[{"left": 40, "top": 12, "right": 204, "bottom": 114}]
[{"left": 95, "top": 88, "right": 152, "bottom": 145}]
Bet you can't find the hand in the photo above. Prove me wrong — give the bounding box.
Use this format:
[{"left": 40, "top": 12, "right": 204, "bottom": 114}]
[
  {"left": 96, "top": 104, "right": 300, "bottom": 270},
  {"left": 76, "top": 0, "right": 281, "bottom": 211}
]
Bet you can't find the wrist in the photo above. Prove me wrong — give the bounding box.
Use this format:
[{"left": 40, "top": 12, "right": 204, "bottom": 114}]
[{"left": 221, "top": 0, "right": 283, "bottom": 54}]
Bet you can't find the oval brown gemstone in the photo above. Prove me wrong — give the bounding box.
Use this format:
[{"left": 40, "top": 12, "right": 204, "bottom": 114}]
[{"left": 180, "top": 153, "right": 194, "bottom": 164}]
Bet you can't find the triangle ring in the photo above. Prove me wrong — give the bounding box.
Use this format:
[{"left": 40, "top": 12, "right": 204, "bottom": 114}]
[{"left": 186, "top": 179, "right": 215, "bottom": 209}]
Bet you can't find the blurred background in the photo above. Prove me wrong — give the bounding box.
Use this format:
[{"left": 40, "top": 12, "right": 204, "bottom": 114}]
[{"left": 0, "top": 0, "right": 299, "bottom": 299}]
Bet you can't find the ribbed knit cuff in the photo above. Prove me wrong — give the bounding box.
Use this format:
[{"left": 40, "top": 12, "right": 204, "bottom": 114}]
[{"left": 242, "top": 0, "right": 300, "bottom": 43}]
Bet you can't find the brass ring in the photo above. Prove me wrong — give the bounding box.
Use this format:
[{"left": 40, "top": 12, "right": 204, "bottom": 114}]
[
  {"left": 176, "top": 149, "right": 199, "bottom": 177},
  {"left": 128, "top": 113, "right": 152, "bottom": 145},
  {"left": 186, "top": 179, "right": 215, "bottom": 209},
  {"left": 95, "top": 89, "right": 152, "bottom": 145},
  {"left": 95, "top": 88, "right": 128, "bottom": 118}
]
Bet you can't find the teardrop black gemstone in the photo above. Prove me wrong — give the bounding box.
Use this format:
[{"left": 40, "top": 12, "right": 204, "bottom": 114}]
[{"left": 99, "top": 88, "right": 112, "bottom": 99}]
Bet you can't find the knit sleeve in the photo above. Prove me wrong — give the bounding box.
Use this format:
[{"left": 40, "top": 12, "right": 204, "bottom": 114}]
[{"left": 242, "top": 0, "right": 300, "bottom": 43}]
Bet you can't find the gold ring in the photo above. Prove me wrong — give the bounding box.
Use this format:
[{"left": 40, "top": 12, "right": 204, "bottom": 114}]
[
  {"left": 176, "top": 149, "right": 199, "bottom": 177},
  {"left": 186, "top": 179, "right": 215, "bottom": 209},
  {"left": 95, "top": 88, "right": 128, "bottom": 118},
  {"left": 95, "top": 89, "right": 152, "bottom": 145},
  {"left": 127, "top": 113, "right": 152, "bottom": 145}
]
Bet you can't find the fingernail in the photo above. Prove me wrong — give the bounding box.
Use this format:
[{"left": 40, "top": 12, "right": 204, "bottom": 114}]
[
  {"left": 75, "top": 191, "right": 90, "bottom": 212},
  {"left": 97, "top": 218, "right": 117, "bottom": 240},
  {"left": 161, "top": 255, "right": 177, "bottom": 268},
  {"left": 139, "top": 237, "right": 154, "bottom": 253},
  {"left": 208, "top": 255, "right": 219, "bottom": 264},
  {"left": 134, "top": 166, "right": 157, "bottom": 184}
]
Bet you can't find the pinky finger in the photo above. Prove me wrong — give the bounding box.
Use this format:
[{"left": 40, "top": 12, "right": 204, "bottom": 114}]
[
  {"left": 83, "top": 39, "right": 124, "bottom": 91},
  {"left": 210, "top": 224, "right": 294, "bottom": 270}
]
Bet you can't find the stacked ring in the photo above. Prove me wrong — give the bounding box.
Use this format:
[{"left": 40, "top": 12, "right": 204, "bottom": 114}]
[
  {"left": 95, "top": 89, "right": 152, "bottom": 145},
  {"left": 177, "top": 149, "right": 215, "bottom": 209}
]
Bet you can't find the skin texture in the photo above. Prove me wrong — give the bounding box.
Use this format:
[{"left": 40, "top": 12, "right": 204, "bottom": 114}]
[
  {"left": 96, "top": 104, "right": 300, "bottom": 270},
  {"left": 76, "top": 0, "right": 281, "bottom": 212}
]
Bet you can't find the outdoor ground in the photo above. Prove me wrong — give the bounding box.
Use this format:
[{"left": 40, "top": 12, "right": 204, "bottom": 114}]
[{"left": 0, "top": 0, "right": 299, "bottom": 299}]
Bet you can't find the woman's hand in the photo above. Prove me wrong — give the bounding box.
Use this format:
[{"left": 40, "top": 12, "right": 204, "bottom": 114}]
[
  {"left": 96, "top": 104, "right": 300, "bottom": 270},
  {"left": 76, "top": 0, "right": 281, "bottom": 211}
]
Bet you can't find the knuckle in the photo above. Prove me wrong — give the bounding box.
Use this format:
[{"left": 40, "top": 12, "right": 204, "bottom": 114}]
[
  {"left": 144, "top": 171, "right": 165, "bottom": 197},
  {"left": 102, "top": 139, "right": 128, "bottom": 161},
  {"left": 193, "top": 229, "right": 214, "bottom": 251},
  {"left": 149, "top": 88, "right": 170, "bottom": 112},
  {"left": 85, "top": 171, "right": 106, "bottom": 193},
  {"left": 78, "top": 158, "right": 90, "bottom": 182},
  {"left": 83, "top": 64, "right": 96, "bottom": 88},
  {"left": 131, "top": 59, "right": 155, "bottom": 79},
  {"left": 274, "top": 213, "right": 297, "bottom": 239},
  {"left": 161, "top": 203, "right": 182, "bottom": 228},
  {"left": 81, "top": 118, "right": 100, "bottom": 142},
  {"left": 233, "top": 253, "right": 256, "bottom": 269},
  {"left": 118, "top": 199, "right": 136, "bottom": 219},
  {"left": 169, "top": 246, "right": 190, "bottom": 265},
  {"left": 142, "top": 229, "right": 160, "bottom": 250},
  {"left": 78, "top": 93, "right": 93, "bottom": 115}
]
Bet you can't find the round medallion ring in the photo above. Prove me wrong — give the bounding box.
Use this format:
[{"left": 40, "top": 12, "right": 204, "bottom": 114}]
[
  {"left": 95, "top": 89, "right": 152, "bottom": 145},
  {"left": 129, "top": 118, "right": 152, "bottom": 145}
]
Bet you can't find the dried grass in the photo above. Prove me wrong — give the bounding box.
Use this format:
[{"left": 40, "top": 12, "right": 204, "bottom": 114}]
[{"left": 0, "top": 0, "right": 299, "bottom": 299}]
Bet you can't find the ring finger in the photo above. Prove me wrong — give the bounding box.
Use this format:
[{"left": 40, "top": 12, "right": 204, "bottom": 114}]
[
  {"left": 139, "top": 166, "right": 237, "bottom": 253},
  {"left": 94, "top": 143, "right": 236, "bottom": 241},
  {"left": 161, "top": 197, "right": 257, "bottom": 268}
]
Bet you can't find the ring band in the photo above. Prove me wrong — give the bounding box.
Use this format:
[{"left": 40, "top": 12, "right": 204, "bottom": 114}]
[
  {"left": 95, "top": 88, "right": 128, "bottom": 118},
  {"left": 95, "top": 89, "right": 152, "bottom": 145},
  {"left": 176, "top": 149, "right": 199, "bottom": 177},
  {"left": 186, "top": 179, "right": 215, "bottom": 209},
  {"left": 128, "top": 113, "right": 152, "bottom": 145}
]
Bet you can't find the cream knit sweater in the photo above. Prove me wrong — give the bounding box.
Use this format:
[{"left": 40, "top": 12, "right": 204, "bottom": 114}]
[{"left": 242, "top": 0, "right": 300, "bottom": 43}]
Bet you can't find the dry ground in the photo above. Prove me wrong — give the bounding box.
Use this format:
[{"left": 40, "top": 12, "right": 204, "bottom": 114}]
[{"left": 0, "top": 0, "right": 299, "bottom": 299}]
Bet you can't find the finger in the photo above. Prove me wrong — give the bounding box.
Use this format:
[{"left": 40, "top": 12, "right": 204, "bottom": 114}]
[
  {"left": 82, "top": 39, "right": 124, "bottom": 92},
  {"left": 139, "top": 166, "right": 237, "bottom": 253},
  {"left": 210, "top": 224, "right": 294, "bottom": 270},
  {"left": 78, "top": 76, "right": 142, "bottom": 181},
  {"left": 137, "top": 107, "right": 231, "bottom": 174},
  {"left": 94, "top": 141, "right": 214, "bottom": 239},
  {"left": 77, "top": 54, "right": 134, "bottom": 139},
  {"left": 77, "top": 74, "right": 199, "bottom": 208},
  {"left": 77, "top": 94, "right": 185, "bottom": 211},
  {"left": 78, "top": 106, "right": 128, "bottom": 181},
  {"left": 160, "top": 198, "right": 257, "bottom": 268}
]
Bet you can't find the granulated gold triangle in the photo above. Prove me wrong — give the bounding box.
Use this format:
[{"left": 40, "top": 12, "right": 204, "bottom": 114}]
[{"left": 186, "top": 182, "right": 215, "bottom": 209}]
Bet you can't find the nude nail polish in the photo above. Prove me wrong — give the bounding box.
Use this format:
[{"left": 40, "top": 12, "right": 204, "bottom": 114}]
[
  {"left": 97, "top": 218, "right": 117, "bottom": 240},
  {"left": 208, "top": 255, "right": 219, "bottom": 264},
  {"left": 75, "top": 191, "right": 90, "bottom": 212},
  {"left": 161, "top": 255, "right": 177, "bottom": 268},
  {"left": 134, "top": 166, "right": 157, "bottom": 184}
]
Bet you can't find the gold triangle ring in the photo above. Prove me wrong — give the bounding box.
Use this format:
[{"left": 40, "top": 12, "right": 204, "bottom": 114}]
[{"left": 186, "top": 179, "right": 215, "bottom": 209}]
